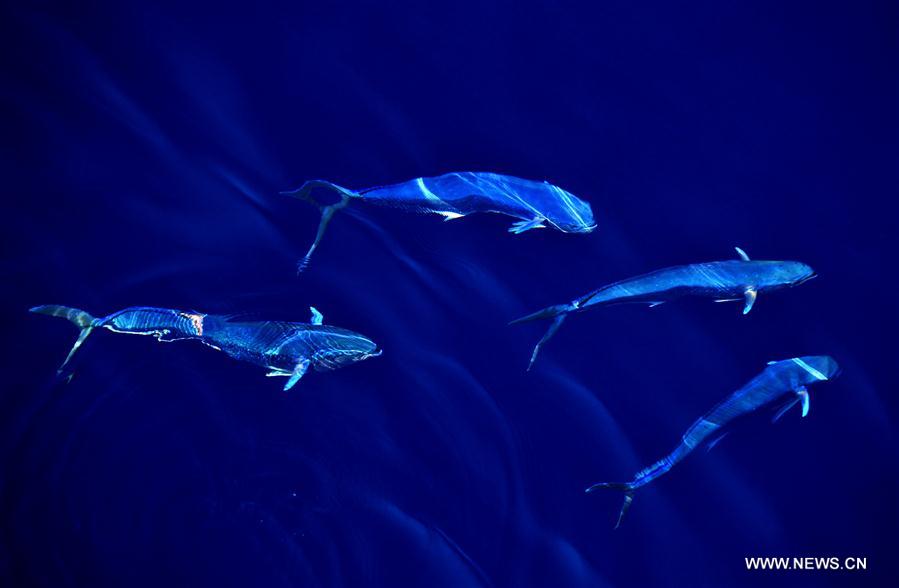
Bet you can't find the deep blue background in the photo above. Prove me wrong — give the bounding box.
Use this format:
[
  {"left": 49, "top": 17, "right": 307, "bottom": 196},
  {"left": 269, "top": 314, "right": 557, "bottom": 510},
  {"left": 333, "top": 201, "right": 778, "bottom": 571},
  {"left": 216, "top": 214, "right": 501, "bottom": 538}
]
[{"left": 2, "top": 1, "right": 897, "bottom": 586}]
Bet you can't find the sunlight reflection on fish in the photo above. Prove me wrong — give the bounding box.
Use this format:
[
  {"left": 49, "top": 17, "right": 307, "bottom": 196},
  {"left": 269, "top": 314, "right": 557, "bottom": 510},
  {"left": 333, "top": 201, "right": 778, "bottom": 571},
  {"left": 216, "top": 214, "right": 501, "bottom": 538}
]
[
  {"left": 216, "top": 166, "right": 276, "bottom": 212},
  {"left": 343, "top": 207, "right": 437, "bottom": 285}
]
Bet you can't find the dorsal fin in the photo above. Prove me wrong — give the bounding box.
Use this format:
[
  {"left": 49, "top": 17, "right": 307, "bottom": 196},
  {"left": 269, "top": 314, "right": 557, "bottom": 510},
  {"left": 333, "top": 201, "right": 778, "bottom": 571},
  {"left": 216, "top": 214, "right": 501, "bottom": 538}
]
[
  {"left": 309, "top": 307, "right": 323, "bottom": 325},
  {"left": 735, "top": 246, "right": 750, "bottom": 261}
]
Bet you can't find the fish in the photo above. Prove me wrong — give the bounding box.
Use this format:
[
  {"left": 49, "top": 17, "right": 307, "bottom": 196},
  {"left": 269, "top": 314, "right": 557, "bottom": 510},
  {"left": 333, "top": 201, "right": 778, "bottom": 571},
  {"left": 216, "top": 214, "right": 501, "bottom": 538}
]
[
  {"left": 282, "top": 172, "right": 596, "bottom": 272},
  {"left": 29, "top": 305, "right": 381, "bottom": 391},
  {"left": 510, "top": 247, "right": 816, "bottom": 370},
  {"left": 585, "top": 356, "right": 841, "bottom": 528}
]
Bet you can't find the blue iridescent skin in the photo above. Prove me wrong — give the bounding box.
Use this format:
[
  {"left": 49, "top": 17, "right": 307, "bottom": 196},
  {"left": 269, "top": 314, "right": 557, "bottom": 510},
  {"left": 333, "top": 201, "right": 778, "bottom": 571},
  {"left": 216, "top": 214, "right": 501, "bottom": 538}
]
[
  {"left": 29, "top": 305, "right": 380, "bottom": 390},
  {"left": 510, "top": 248, "right": 816, "bottom": 370},
  {"left": 586, "top": 356, "right": 840, "bottom": 528},
  {"left": 283, "top": 172, "right": 596, "bottom": 271}
]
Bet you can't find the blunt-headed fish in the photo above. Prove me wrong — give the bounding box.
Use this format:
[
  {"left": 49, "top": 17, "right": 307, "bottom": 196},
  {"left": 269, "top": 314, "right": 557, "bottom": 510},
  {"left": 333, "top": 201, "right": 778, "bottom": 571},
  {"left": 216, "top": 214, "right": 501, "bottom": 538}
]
[
  {"left": 30, "top": 305, "right": 380, "bottom": 390},
  {"left": 586, "top": 356, "right": 840, "bottom": 528},
  {"left": 510, "top": 248, "right": 816, "bottom": 370},
  {"left": 283, "top": 172, "right": 596, "bottom": 271}
]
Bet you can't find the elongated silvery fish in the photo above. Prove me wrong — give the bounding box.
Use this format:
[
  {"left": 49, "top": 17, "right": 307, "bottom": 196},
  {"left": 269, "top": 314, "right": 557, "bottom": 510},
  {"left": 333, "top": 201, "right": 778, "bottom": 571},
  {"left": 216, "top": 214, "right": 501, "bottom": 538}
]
[
  {"left": 283, "top": 172, "right": 596, "bottom": 271},
  {"left": 586, "top": 356, "right": 840, "bottom": 528},
  {"left": 511, "top": 248, "right": 816, "bottom": 370},
  {"left": 30, "top": 305, "right": 380, "bottom": 390}
]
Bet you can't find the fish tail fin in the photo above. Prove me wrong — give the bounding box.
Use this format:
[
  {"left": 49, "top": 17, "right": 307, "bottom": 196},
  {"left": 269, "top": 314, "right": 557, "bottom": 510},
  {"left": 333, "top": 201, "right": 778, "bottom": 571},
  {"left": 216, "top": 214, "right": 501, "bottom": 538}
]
[
  {"left": 29, "top": 305, "right": 98, "bottom": 375},
  {"left": 281, "top": 180, "right": 356, "bottom": 273},
  {"left": 509, "top": 304, "right": 573, "bottom": 371},
  {"left": 585, "top": 481, "right": 636, "bottom": 529},
  {"left": 30, "top": 305, "right": 95, "bottom": 328},
  {"left": 508, "top": 303, "right": 573, "bottom": 326}
]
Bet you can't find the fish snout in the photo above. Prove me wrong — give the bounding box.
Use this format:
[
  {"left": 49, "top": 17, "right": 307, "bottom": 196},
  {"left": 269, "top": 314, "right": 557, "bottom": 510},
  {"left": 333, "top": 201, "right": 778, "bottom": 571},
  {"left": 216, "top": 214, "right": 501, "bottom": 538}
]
[
  {"left": 791, "top": 262, "right": 817, "bottom": 286},
  {"left": 796, "top": 355, "right": 841, "bottom": 381},
  {"left": 357, "top": 335, "right": 382, "bottom": 360},
  {"left": 795, "top": 271, "right": 817, "bottom": 285},
  {"left": 820, "top": 356, "right": 841, "bottom": 379}
]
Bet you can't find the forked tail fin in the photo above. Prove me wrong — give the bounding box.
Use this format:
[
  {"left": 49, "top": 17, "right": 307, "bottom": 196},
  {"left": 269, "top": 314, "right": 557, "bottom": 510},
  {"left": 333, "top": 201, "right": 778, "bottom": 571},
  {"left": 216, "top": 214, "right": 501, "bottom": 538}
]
[
  {"left": 29, "top": 305, "right": 98, "bottom": 376},
  {"left": 585, "top": 481, "right": 636, "bottom": 529},
  {"left": 508, "top": 303, "right": 573, "bottom": 371},
  {"left": 281, "top": 180, "right": 357, "bottom": 273}
]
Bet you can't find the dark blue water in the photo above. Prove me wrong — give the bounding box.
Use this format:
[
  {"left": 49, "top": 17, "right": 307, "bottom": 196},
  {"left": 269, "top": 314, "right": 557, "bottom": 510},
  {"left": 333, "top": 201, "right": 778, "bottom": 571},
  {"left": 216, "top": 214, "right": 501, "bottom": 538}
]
[{"left": 2, "top": 1, "right": 896, "bottom": 586}]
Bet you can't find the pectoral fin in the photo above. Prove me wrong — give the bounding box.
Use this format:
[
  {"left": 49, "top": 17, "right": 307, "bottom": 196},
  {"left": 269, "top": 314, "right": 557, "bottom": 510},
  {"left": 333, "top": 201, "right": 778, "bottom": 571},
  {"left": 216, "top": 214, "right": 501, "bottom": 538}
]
[
  {"left": 309, "top": 306, "right": 323, "bottom": 325},
  {"left": 796, "top": 386, "right": 809, "bottom": 417},
  {"left": 743, "top": 287, "right": 757, "bottom": 315},
  {"left": 706, "top": 432, "right": 729, "bottom": 452},
  {"left": 156, "top": 329, "right": 177, "bottom": 341},
  {"left": 772, "top": 386, "right": 810, "bottom": 422},
  {"left": 436, "top": 210, "right": 465, "bottom": 221},
  {"left": 772, "top": 397, "right": 800, "bottom": 422},
  {"left": 158, "top": 329, "right": 195, "bottom": 342},
  {"left": 284, "top": 360, "right": 310, "bottom": 391},
  {"left": 508, "top": 218, "right": 547, "bottom": 234}
]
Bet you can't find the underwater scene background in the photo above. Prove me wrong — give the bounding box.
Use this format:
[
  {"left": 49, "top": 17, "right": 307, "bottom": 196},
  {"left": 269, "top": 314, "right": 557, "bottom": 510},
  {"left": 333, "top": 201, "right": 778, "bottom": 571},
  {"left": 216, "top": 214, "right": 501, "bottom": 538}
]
[{"left": 2, "top": 1, "right": 896, "bottom": 586}]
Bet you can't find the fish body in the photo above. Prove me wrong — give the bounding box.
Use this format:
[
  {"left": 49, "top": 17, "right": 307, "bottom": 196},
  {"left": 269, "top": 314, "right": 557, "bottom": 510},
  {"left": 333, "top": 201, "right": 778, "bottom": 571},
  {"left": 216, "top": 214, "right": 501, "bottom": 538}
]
[
  {"left": 578, "top": 259, "right": 814, "bottom": 309},
  {"left": 283, "top": 172, "right": 595, "bottom": 271},
  {"left": 511, "top": 248, "right": 816, "bottom": 370},
  {"left": 30, "top": 305, "right": 379, "bottom": 390},
  {"left": 586, "top": 356, "right": 840, "bottom": 528},
  {"left": 199, "top": 316, "right": 380, "bottom": 374},
  {"left": 356, "top": 172, "right": 596, "bottom": 233}
]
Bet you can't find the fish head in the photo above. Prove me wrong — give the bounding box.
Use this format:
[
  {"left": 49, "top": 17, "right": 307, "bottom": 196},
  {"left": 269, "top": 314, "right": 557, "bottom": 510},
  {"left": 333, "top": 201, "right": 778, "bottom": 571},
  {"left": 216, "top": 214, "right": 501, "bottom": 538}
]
[
  {"left": 757, "top": 261, "right": 816, "bottom": 289},
  {"left": 540, "top": 185, "right": 596, "bottom": 233},
  {"left": 792, "top": 355, "right": 841, "bottom": 384},
  {"left": 314, "top": 329, "right": 382, "bottom": 370},
  {"left": 806, "top": 355, "right": 841, "bottom": 380},
  {"left": 786, "top": 261, "right": 817, "bottom": 286},
  {"left": 557, "top": 194, "right": 597, "bottom": 233}
]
